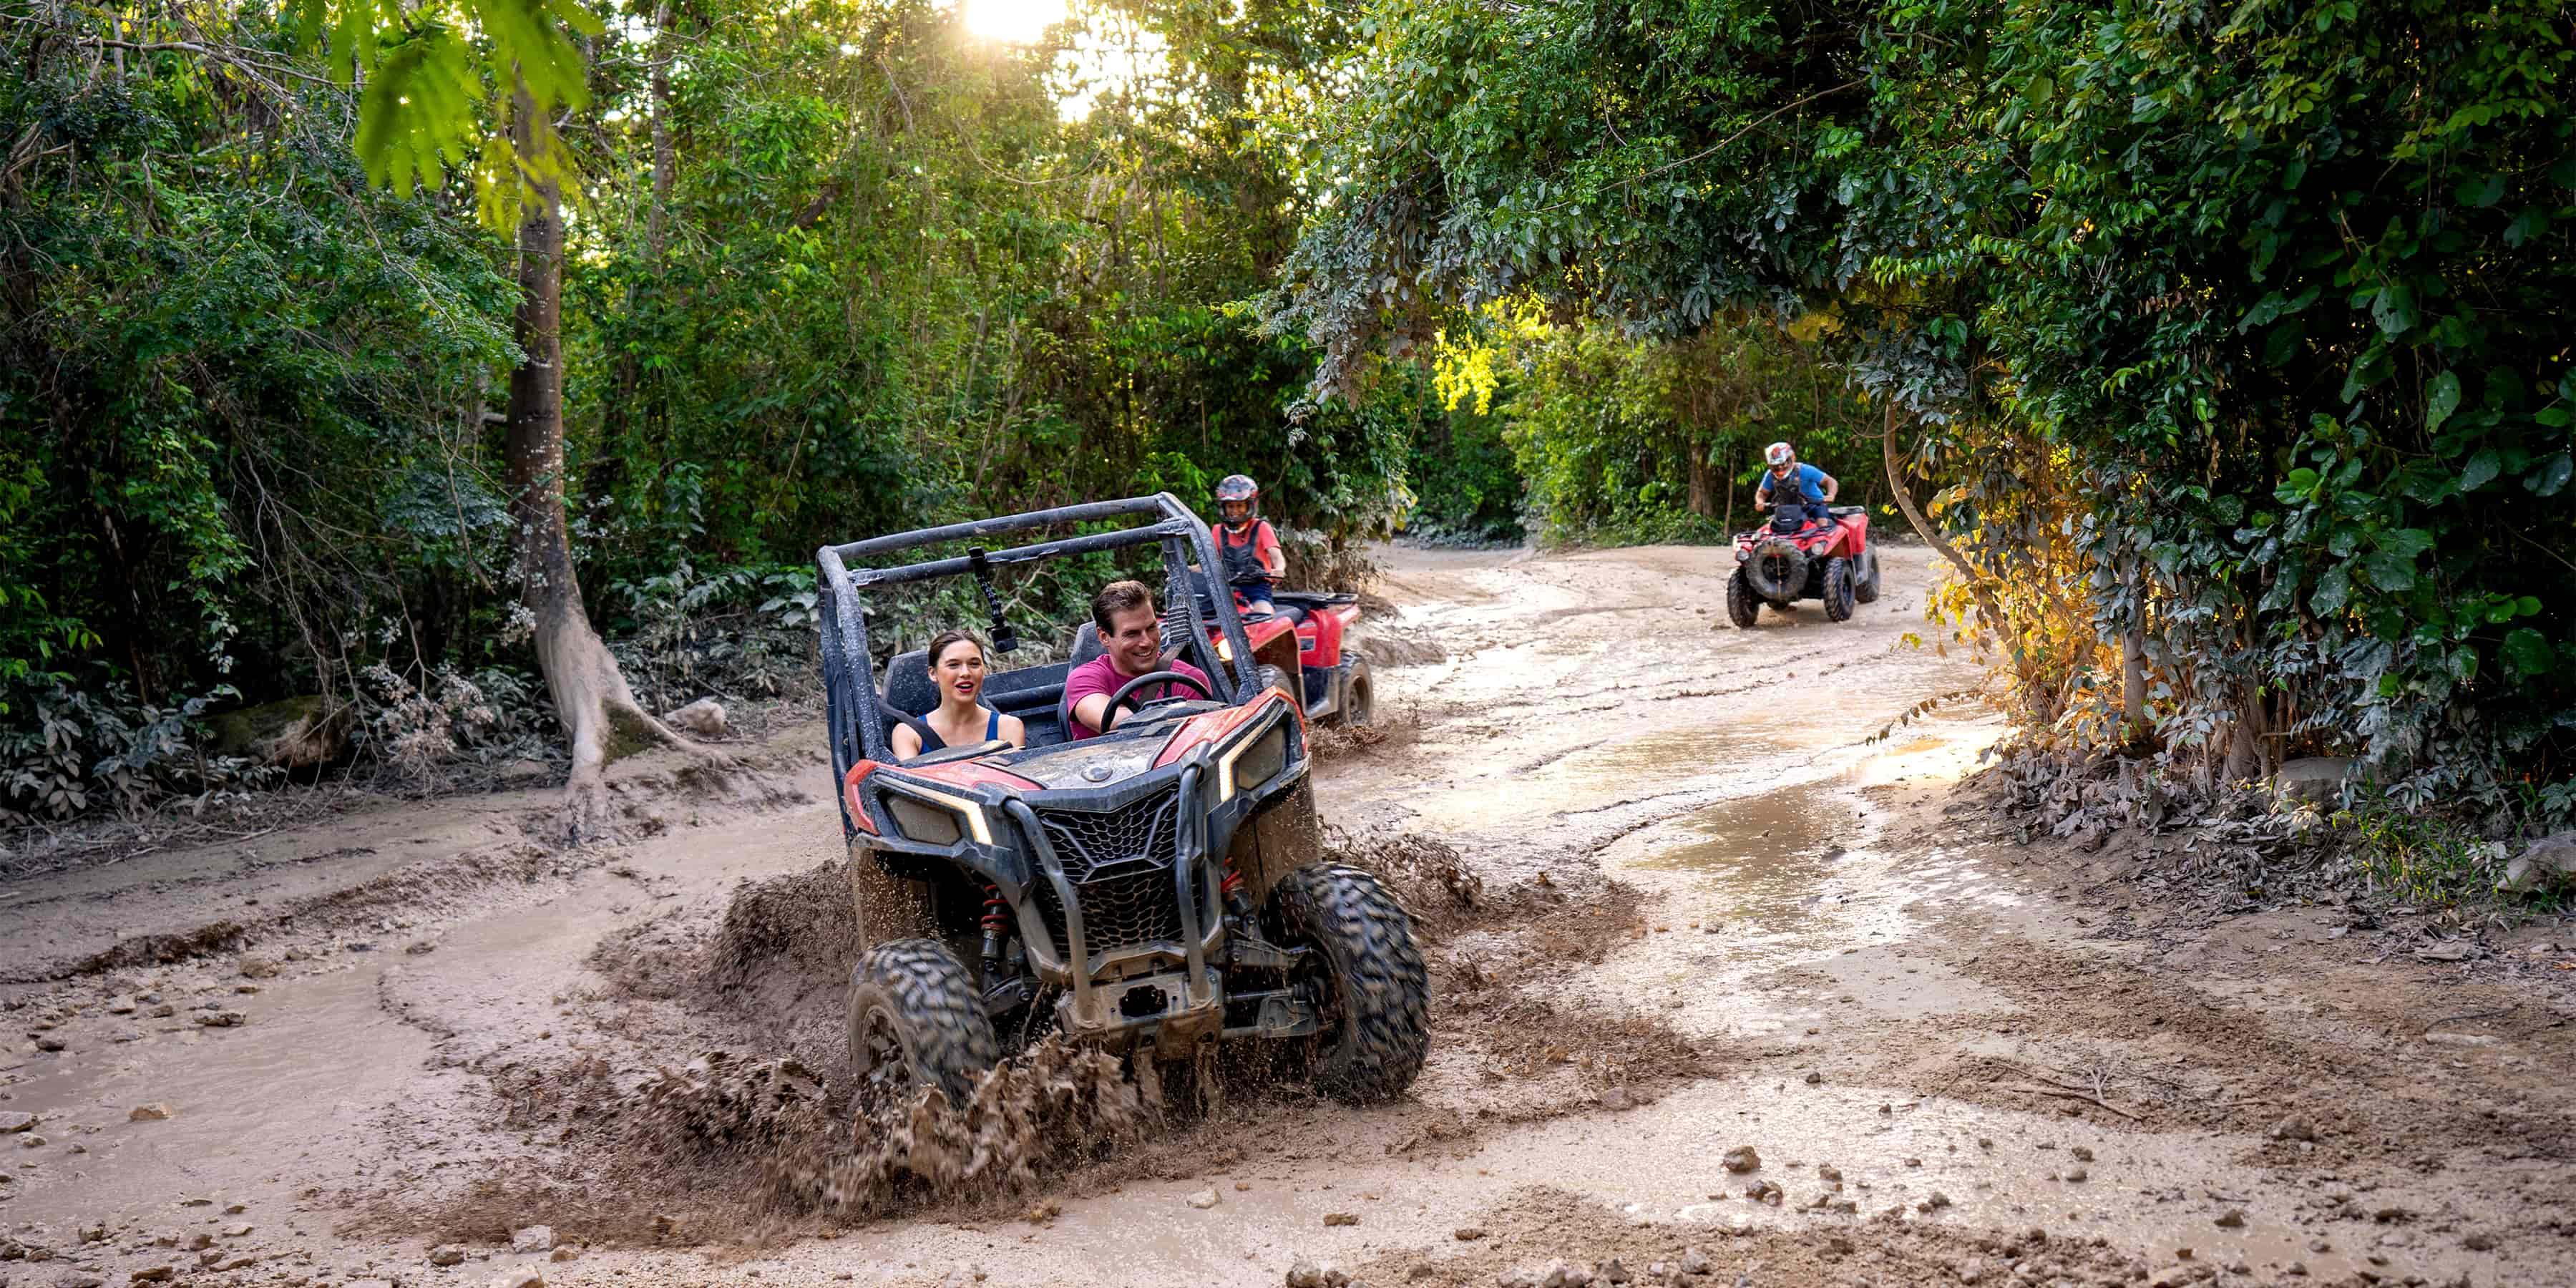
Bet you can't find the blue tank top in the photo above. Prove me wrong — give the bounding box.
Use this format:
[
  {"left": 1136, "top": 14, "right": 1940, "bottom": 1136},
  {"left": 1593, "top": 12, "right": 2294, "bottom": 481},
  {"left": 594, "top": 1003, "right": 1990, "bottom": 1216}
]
[{"left": 916, "top": 706, "right": 999, "bottom": 753}]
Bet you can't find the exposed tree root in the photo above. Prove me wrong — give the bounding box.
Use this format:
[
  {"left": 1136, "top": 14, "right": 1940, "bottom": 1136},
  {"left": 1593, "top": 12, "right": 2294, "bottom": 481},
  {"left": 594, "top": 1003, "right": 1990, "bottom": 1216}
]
[{"left": 540, "top": 613, "right": 734, "bottom": 844}]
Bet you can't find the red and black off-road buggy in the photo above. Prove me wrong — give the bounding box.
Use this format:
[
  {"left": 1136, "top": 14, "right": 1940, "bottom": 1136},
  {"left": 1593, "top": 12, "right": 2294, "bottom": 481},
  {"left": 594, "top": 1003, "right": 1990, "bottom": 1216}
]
[
  {"left": 814, "top": 495, "right": 1426, "bottom": 1106},
  {"left": 1726, "top": 504, "right": 1883, "bottom": 628}
]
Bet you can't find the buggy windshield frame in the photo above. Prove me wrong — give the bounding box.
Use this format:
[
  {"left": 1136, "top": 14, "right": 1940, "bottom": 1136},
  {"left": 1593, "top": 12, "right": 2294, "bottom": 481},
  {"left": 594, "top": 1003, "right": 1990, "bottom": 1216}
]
[{"left": 814, "top": 493, "right": 1261, "bottom": 789}]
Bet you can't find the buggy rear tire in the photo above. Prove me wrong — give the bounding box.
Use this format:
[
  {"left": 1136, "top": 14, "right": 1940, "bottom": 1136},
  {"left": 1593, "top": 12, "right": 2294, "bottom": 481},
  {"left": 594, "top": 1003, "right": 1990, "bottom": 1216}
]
[
  {"left": 1270, "top": 862, "right": 1429, "bottom": 1103},
  {"left": 847, "top": 938, "right": 999, "bottom": 1107},
  {"left": 1725, "top": 568, "right": 1762, "bottom": 628},
  {"left": 1822, "top": 556, "right": 1856, "bottom": 623},
  {"left": 1853, "top": 549, "right": 1882, "bottom": 604}
]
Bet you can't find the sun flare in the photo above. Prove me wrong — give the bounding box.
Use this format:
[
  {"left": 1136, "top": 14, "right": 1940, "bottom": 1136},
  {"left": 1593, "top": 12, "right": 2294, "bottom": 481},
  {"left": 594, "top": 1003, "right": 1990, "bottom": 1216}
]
[{"left": 961, "top": 0, "right": 1067, "bottom": 43}]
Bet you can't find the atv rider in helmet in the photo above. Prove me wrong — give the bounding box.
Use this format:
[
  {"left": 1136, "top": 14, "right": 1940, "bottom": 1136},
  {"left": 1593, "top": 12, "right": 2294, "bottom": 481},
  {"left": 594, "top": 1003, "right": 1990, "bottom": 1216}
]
[
  {"left": 1212, "top": 474, "right": 1287, "bottom": 617},
  {"left": 1753, "top": 441, "right": 1838, "bottom": 532}
]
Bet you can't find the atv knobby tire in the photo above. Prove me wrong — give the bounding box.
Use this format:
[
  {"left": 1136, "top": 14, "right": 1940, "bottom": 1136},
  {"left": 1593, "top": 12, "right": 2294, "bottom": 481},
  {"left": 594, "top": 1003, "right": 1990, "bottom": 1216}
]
[
  {"left": 1742, "top": 540, "right": 1807, "bottom": 603},
  {"left": 1725, "top": 567, "right": 1763, "bottom": 628},
  {"left": 1335, "top": 652, "right": 1374, "bottom": 727},
  {"left": 1270, "top": 862, "right": 1429, "bottom": 1103},
  {"left": 1852, "top": 548, "right": 1882, "bottom": 604},
  {"left": 847, "top": 938, "right": 999, "bottom": 1106},
  {"left": 1822, "top": 556, "right": 1857, "bottom": 622}
]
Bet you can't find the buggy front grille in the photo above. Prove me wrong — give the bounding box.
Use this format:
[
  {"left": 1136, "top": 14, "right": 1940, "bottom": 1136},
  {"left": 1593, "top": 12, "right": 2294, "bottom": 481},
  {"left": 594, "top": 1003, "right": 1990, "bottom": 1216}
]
[
  {"left": 1029, "top": 789, "right": 1189, "bottom": 961},
  {"left": 1037, "top": 791, "right": 1181, "bottom": 882}
]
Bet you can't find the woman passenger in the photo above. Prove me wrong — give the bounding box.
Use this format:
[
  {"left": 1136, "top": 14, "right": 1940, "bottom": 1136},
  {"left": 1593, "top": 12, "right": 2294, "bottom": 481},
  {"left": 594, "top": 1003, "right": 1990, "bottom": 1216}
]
[{"left": 892, "top": 630, "right": 1027, "bottom": 760}]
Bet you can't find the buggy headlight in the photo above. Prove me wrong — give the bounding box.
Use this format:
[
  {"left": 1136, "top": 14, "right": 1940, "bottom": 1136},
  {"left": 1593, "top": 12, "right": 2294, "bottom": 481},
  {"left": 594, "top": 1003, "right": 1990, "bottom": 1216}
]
[
  {"left": 884, "top": 787, "right": 992, "bottom": 847},
  {"left": 1217, "top": 721, "right": 1289, "bottom": 803}
]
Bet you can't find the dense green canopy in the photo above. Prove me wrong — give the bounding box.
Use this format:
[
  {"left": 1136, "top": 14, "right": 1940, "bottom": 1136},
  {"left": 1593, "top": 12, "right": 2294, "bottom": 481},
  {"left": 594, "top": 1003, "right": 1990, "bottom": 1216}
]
[
  {"left": 1267, "top": 0, "right": 2575, "bottom": 820},
  {"left": 5, "top": 0, "right": 2569, "bottom": 846}
]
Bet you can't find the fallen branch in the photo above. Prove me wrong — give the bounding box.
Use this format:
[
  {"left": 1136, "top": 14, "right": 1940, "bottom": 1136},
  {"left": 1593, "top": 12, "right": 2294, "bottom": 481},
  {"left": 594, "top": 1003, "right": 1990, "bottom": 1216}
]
[
  {"left": 2421, "top": 1005, "right": 2514, "bottom": 1035},
  {"left": 1994, "top": 1083, "right": 2145, "bottom": 1121}
]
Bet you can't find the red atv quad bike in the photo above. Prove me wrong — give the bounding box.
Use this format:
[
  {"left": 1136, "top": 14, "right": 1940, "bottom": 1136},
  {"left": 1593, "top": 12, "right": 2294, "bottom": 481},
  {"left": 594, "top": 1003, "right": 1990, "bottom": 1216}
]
[
  {"left": 814, "top": 494, "right": 1428, "bottom": 1109},
  {"left": 1188, "top": 572, "right": 1373, "bottom": 730},
  {"left": 1726, "top": 504, "right": 1882, "bottom": 628}
]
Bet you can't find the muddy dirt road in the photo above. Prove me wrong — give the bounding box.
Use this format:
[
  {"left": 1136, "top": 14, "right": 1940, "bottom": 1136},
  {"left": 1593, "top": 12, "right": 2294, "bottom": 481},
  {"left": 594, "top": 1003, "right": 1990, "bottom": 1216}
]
[{"left": 4, "top": 542, "right": 2572, "bottom": 1288}]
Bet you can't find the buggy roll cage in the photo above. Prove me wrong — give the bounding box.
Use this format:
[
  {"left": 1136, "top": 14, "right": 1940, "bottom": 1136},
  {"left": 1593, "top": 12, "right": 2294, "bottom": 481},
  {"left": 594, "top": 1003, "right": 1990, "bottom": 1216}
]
[{"left": 814, "top": 493, "right": 1264, "bottom": 791}]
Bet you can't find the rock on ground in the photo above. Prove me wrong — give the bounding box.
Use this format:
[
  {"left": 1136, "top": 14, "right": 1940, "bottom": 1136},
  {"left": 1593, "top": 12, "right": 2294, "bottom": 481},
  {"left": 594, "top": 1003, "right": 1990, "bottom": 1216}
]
[
  {"left": 1721, "top": 1144, "right": 1761, "bottom": 1173},
  {"left": 2501, "top": 831, "right": 2576, "bottom": 893},
  {"left": 510, "top": 1224, "right": 556, "bottom": 1254},
  {"left": 1284, "top": 1260, "right": 1350, "bottom": 1288},
  {"left": 128, "top": 1104, "right": 175, "bottom": 1121},
  {"left": 663, "top": 698, "right": 728, "bottom": 739},
  {"left": 1498, "top": 1260, "right": 1590, "bottom": 1288},
  {"left": 2273, "top": 756, "right": 2354, "bottom": 806}
]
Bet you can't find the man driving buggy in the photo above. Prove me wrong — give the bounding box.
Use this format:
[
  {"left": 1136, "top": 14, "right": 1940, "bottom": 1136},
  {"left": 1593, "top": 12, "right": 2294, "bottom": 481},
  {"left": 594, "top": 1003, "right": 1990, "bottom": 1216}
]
[
  {"left": 1753, "top": 441, "right": 1838, "bottom": 529},
  {"left": 1065, "top": 580, "right": 1216, "bottom": 741}
]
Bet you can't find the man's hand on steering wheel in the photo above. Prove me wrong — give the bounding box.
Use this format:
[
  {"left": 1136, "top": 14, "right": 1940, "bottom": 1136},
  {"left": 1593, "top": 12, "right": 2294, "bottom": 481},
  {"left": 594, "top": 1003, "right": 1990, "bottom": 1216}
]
[{"left": 1106, "top": 669, "right": 1214, "bottom": 721}]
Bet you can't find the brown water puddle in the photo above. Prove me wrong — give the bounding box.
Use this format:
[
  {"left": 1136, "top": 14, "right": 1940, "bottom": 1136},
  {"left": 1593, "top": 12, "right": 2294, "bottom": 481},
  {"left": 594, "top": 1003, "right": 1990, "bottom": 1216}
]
[{"left": 1626, "top": 784, "right": 1852, "bottom": 923}]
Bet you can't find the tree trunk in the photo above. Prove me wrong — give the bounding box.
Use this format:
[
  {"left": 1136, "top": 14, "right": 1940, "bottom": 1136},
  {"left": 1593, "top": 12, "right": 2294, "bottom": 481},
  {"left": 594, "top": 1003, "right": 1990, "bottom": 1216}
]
[
  {"left": 2120, "top": 560, "right": 2150, "bottom": 746},
  {"left": 1879, "top": 403, "right": 2045, "bottom": 723},
  {"left": 645, "top": 0, "right": 675, "bottom": 261},
  {"left": 506, "top": 83, "right": 718, "bottom": 841},
  {"left": 1687, "top": 444, "right": 1717, "bottom": 519},
  {"left": 1880, "top": 403, "right": 1996, "bottom": 623}
]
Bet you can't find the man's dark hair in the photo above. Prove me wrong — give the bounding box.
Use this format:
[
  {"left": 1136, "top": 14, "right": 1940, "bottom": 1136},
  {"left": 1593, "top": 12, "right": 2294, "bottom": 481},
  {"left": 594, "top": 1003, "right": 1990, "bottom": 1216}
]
[{"left": 1091, "top": 580, "right": 1156, "bottom": 634}]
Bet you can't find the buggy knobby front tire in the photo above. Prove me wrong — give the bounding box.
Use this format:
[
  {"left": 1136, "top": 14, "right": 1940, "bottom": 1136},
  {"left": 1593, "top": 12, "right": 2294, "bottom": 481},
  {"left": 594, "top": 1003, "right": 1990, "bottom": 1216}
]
[
  {"left": 1271, "top": 862, "right": 1430, "bottom": 1103},
  {"left": 1725, "top": 568, "right": 1763, "bottom": 628},
  {"left": 1822, "top": 556, "right": 1856, "bottom": 623},
  {"left": 847, "top": 938, "right": 1000, "bottom": 1106},
  {"left": 1852, "top": 548, "right": 1883, "bottom": 604}
]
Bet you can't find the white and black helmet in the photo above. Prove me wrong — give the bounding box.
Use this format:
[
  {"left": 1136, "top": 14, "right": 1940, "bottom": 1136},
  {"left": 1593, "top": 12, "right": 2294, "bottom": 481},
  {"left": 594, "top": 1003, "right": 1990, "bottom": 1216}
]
[{"left": 1765, "top": 441, "right": 1796, "bottom": 467}]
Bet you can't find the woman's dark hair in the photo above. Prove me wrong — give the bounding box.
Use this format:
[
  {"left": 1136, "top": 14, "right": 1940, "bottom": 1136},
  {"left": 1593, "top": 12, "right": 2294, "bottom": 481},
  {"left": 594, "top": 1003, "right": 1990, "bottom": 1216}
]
[{"left": 925, "top": 629, "right": 987, "bottom": 670}]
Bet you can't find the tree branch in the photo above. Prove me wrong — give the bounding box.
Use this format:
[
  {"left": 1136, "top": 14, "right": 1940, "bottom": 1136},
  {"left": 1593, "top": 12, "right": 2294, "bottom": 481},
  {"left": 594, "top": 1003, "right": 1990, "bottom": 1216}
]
[{"left": 1540, "top": 79, "right": 1865, "bottom": 213}]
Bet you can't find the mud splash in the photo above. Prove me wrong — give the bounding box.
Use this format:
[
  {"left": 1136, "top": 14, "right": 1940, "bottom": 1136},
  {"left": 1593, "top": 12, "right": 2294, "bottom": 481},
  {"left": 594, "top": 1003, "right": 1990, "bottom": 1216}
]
[{"left": 406, "top": 832, "right": 1704, "bottom": 1246}]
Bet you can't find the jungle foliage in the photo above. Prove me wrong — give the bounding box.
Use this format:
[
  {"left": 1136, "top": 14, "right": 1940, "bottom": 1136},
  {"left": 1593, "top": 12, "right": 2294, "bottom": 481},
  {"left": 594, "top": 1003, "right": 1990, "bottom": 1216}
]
[
  {"left": 15, "top": 0, "right": 2568, "bottom": 849},
  {"left": 0, "top": 0, "right": 1469, "bottom": 821},
  {"left": 1266, "top": 0, "right": 2576, "bottom": 834}
]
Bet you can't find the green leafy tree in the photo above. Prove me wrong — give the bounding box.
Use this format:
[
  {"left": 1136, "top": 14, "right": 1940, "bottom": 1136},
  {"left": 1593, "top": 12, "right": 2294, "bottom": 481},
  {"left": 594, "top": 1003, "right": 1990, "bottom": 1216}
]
[
  {"left": 1265, "top": 0, "right": 2576, "bottom": 824},
  {"left": 291, "top": 0, "right": 731, "bottom": 835}
]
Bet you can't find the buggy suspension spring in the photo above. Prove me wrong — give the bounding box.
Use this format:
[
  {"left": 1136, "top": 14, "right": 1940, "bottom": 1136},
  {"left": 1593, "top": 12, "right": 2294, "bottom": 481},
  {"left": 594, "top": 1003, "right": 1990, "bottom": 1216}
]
[
  {"left": 980, "top": 883, "right": 1008, "bottom": 961},
  {"left": 1219, "top": 862, "right": 1255, "bottom": 919}
]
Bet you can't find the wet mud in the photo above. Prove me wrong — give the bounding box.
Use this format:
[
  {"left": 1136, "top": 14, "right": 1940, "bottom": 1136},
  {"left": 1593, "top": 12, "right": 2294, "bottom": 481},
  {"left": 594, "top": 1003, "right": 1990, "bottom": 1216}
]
[{"left": 2, "top": 542, "right": 2570, "bottom": 1287}]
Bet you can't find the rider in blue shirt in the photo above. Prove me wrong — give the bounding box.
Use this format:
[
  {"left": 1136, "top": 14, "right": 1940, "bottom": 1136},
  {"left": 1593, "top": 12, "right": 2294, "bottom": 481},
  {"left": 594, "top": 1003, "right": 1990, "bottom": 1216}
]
[{"left": 1753, "top": 441, "right": 1838, "bottom": 530}]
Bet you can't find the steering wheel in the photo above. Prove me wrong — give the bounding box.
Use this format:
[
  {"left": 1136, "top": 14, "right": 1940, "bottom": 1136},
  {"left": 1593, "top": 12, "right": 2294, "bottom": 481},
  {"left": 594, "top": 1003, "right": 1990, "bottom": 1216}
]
[{"left": 1107, "top": 669, "right": 1214, "bottom": 721}]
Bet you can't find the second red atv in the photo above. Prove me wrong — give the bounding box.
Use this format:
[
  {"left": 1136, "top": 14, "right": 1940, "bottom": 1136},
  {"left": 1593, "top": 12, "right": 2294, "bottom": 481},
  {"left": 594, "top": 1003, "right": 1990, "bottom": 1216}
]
[
  {"left": 1727, "top": 505, "right": 1881, "bottom": 627},
  {"left": 1187, "top": 575, "right": 1373, "bottom": 729}
]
